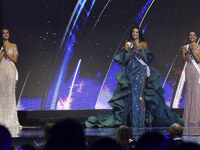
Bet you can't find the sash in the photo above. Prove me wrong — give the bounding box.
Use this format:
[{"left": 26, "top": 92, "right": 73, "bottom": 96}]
[
  {"left": 173, "top": 44, "right": 200, "bottom": 108},
  {"left": 4, "top": 47, "right": 19, "bottom": 81},
  {"left": 172, "top": 62, "right": 187, "bottom": 108},
  {"left": 127, "top": 42, "right": 150, "bottom": 77},
  {"left": 8, "top": 58, "right": 19, "bottom": 81}
]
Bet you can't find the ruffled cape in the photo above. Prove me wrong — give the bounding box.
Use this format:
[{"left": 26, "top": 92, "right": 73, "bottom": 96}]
[{"left": 85, "top": 48, "right": 184, "bottom": 127}]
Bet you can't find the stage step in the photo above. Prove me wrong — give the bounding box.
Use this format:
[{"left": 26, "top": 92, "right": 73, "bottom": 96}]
[{"left": 18, "top": 109, "right": 183, "bottom": 127}]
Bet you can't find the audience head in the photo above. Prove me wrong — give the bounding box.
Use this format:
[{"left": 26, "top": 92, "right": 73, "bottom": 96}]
[
  {"left": 136, "top": 132, "right": 175, "bottom": 150},
  {"left": 0, "top": 125, "right": 12, "bottom": 150},
  {"left": 44, "top": 119, "right": 86, "bottom": 150},
  {"left": 44, "top": 123, "right": 55, "bottom": 141},
  {"left": 90, "top": 137, "right": 122, "bottom": 150},
  {"left": 170, "top": 123, "right": 183, "bottom": 139},
  {"left": 116, "top": 125, "right": 135, "bottom": 149}
]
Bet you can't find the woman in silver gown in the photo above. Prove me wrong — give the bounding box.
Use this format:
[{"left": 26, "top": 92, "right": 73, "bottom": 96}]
[
  {"left": 182, "top": 30, "right": 200, "bottom": 134},
  {"left": 0, "top": 28, "right": 21, "bottom": 136}
]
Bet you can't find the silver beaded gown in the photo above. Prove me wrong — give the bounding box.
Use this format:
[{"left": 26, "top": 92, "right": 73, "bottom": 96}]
[
  {"left": 0, "top": 47, "right": 21, "bottom": 136},
  {"left": 183, "top": 46, "right": 200, "bottom": 135}
]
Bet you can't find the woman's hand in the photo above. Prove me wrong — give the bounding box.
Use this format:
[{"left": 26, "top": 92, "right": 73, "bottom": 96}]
[
  {"left": 4, "top": 44, "right": 18, "bottom": 63},
  {"left": 5, "top": 48, "right": 11, "bottom": 58},
  {"left": 131, "top": 46, "right": 137, "bottom": 54},
  {"left": 189, "top": 43, "right": 195, "bottom": 52},
  {"left": 5, "top": 48, "right": 9, "bottom": 55},
  {"left": 132, "top": 41, "right": 138, "bottom": 51}
]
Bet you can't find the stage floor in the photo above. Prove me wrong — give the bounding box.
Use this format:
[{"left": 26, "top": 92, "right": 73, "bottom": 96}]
[
  {"left": 12, "top": 126, "right": 200, "bottom": 148},
  {"left": 13, "top": 110, "right": 199, "bottom": 148}
]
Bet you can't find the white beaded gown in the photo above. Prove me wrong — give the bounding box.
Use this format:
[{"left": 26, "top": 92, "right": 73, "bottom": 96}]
[{"left": 0, "top": 47, "right": 21, "bottom": 136}]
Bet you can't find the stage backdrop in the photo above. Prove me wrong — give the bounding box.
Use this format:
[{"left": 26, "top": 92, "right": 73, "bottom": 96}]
[{"left": 2, "top": 0, "right": 200, "bottom": 110}]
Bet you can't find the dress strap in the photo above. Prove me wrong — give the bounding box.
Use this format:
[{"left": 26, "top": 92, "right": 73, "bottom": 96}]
[
  {"left": 0, "top": 47, "right": 3, "bottom": 53},
  {"left": 5, "top": 48, "right": 19, "bottom": 81},
  {"left": 186, "top": 44, "right": 189, "bottom": 51},
  {"left": 127, "top": 42, "right": 133, "bottom": 48}
]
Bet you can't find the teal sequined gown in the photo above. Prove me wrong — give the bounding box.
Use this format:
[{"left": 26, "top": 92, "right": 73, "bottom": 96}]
[{"left": 85, "top": 47, "right": 184, "bottom": 128}]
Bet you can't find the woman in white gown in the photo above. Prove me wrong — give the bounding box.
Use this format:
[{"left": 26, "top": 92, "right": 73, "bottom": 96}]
[{"left": 0, "top": 28, "right": 21, "bottom": 136}]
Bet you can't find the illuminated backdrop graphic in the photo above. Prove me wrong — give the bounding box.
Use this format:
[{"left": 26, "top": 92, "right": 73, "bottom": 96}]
[{"left": 2, "top": 0, "right": 200, "bottom": 110}]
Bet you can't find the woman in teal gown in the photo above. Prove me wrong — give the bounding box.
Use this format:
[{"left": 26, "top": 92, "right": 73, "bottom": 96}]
[{"left": 85, "top": 27, "right": 184, "bottom": 128}]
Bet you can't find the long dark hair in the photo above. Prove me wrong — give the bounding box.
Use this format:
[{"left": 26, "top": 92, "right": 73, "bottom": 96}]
[
  {"left": 116, "top": 125, "right": 135, "bottom": 150},
  {"left": 0, "top": 27, "right": 10, "bottom": 48},
  {"left": 129, "top": 26, "right": 145, "bottom": 42}
]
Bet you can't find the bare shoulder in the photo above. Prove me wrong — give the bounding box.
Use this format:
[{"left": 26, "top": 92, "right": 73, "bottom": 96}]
[
  {"left": 140, "top": 41, "right": 148, "bottom": 48},
  {"left": 11, "top": 43, "right": 18, "bottom": 50},
  {"left": 124, "top": 42, "right": 131, "bottom": 50}
]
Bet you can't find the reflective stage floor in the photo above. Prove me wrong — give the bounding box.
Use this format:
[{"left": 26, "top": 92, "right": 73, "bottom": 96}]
[
  {"left": 12, "top": 126, "right": 200, "bottom": 148},
  {"left": 13, "top": 110, "right": 199, "bottom": 148}
]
